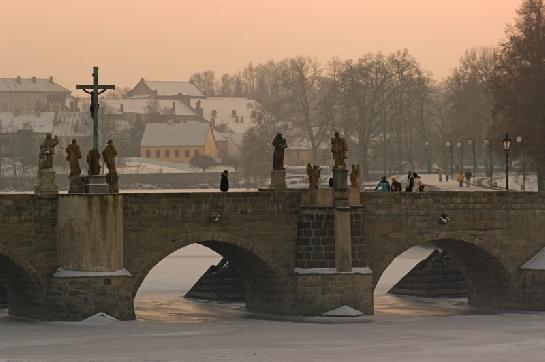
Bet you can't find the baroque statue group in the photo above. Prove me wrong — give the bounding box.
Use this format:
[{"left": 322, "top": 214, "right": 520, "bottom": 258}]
[
  {"left": 270, "top": 131, "right": 360, "bottom": 190},
  {"left": 35, "top": 134, "right": 119, "bottom": 195}
]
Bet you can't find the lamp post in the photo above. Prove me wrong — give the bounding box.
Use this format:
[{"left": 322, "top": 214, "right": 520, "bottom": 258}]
[
  {"left": 516, "top": 136, "right": 526, "bottom": 191},
  {"left": 468, "top": 138, "right": 476, "bottom": 176},
  {"left": 456, "top": 141, "right": 463, "bottom": 172},
  {"left": 446, "top": 141, "right": 453, "bottom": 180},
  {"left": 484, "top": 138, "right": 493, "bottom": 188},
  {"left": 503, "top": 133, "right": 511, "bottom": 191},
  {"left": 424, "top": 141, "right": 431, "bottom": 174}
]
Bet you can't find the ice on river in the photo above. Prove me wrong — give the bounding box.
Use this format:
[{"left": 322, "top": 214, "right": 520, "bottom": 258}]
[{"left": 2, "top": 244, "right": 545, "bottom": 361}]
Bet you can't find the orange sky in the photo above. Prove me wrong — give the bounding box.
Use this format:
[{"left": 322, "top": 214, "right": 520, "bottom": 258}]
[{"left": 0, "top": 0, "right": 521, "bottom": 91}]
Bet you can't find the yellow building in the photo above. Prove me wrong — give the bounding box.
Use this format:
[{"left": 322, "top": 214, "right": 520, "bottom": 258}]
[{"left": 140, "top": 121, "right": 218, "bottom": 163}]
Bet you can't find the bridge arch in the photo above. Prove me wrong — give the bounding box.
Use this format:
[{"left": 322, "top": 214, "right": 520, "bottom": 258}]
[
  {"left": 129, "top": 234, "right": 291, "bottom": 315},
  {"left": 0, "top": 245, "right": 45, "bottom": 318},
  {"left": 372, "top": 233, "right": 517, "bottom": 309}
]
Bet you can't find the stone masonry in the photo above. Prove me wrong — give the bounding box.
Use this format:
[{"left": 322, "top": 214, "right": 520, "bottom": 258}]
[{"left": 0, "top": 191, "right": 544, "bottom": 320}]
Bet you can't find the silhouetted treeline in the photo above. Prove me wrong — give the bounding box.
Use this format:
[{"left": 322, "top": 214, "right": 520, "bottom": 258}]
[{"left": 191, "top": 0, "right": 545, "bottom": 188}]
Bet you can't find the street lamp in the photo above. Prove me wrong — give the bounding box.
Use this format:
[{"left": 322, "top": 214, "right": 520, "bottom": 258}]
[
  {"left": 468, "top": 138, "right": 476, "bottom": 177},
  {"left": 516, "top": 136, "right": 526, "bottom": 191},
  {"left": 446, "top": 141, "right": 453, "bottom": 180},
  {"left": 484, "top": 138, "right": 493, "bottom": 188},
  {"left": 424, "top": 141, "right": 431, "bottom": 174},
  {"left": 503, "top": 133, "right": 511, "bottom": 190},
  {"left": 456, "top": 141, "right": 464, "bottom": 172}
]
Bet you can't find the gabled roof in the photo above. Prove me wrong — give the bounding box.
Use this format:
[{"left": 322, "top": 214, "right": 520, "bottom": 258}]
[
  {"left": 0, "top": 112, "right": 92, "bottom": 136},
  {"left": 140, "top": 121, "right": 211, "bottom": 147},
  {"left": 100, "top": 98, "right": 197, "bottom": 117},
  {"left": 0, "top": 78, "right": 70, "bottom": 93},
  {"left": 145, "top": 81, "right": 204, "bottom": 97},
  {"left": 130, "top": 78, "right": 204, "bottom": 98}
]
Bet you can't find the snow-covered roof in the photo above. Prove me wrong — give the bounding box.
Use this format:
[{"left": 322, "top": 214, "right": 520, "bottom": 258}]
[
  {"left": 140, "top": 121, "right": 211, "bottom": 147},
  {"left": 0, "top": 112, "right": 55, "bottom": 133},
  {"left": 0, "top": 112, "right": 92, "bottom": 137},
  {"left": 0, "top": 77, "right": 70, "bottom": 93},
  {"left": 100, "top": 98, "right": 197, "bottom": 117},
  {"left": 191, "top": 97, "right": 261, "bottom": 135},
  {"left": 145, "top": 81, "right": 203, "bottom": 97}
]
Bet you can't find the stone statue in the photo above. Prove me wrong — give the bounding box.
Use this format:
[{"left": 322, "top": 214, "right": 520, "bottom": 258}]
[
  {"left": 306, "top": 163, "right": 321, "bottom": 189},
  {"left": 350, "top": 164, "right": 361, "bottom": 188},
  {"left": 38, "top": 133, "right": 59, "bottom": 170},
  {"left": 102, "top": 140, "right": 119, "bottom": 193},
  {"left": 272, "top": 133, "right": 288, "bottom": 170},
  {"left": 66, "top": 139, "right": 82, "bottom": 177},
  {"left": 331, "top": 131, "right": 348, "bottom": 170},
  {"left": 102, "top": 140, "right": 117, "bottom": 175}
]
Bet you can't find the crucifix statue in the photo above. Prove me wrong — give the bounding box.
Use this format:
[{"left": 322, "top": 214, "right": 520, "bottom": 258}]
[{"left": 76, "top": 66, "right": 115, "bottom": 175}]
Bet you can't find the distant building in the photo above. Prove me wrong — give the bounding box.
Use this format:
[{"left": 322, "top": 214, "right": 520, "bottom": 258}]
[
  {"left": 0, "top": 111, "right": 93, "bottom": 163},
  {"left": 191, "top": 97, "right": 262, "bottom": 135},
  {"left": 127, "top": 78, "right": 205, "bottom": 105},
  {"left": 100, "top": 98, "right": 199, "bottom": 121},
  {"left": 140, "top": 121, "right": 218, "bottom": 163},
  {"left": 0, "top": 77, "right": 70, "bottom": 112},
  {"left": 284, "top": 137, "right": 329, "bottom": 166}
]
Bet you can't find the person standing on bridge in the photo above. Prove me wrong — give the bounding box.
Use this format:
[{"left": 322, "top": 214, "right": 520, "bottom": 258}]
[
  {"left": 220, "top": 170, "right": 229, "bottom": 192},
  {"left": 406, "top": 171, "right": 414, "bottom": 192},
  {"left": 375, "top": 176, "right": 391, "bottom": 192},
  {"left": 465, "top": 170, "right": 472, "bottom": 188},
  {"left": 457, "top": 171, "right": 465, "bottom": 188}
]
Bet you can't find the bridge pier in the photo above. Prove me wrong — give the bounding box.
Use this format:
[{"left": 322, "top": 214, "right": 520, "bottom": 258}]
[{"left": 44, "top": 194, "right": 133, "bottom": 321}]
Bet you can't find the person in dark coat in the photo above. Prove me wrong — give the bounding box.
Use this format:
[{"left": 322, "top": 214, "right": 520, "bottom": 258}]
[
  {"left": 220, "top": 170, "right": 229, "bottom": 192},
  {"left": 375, "top": 176, "right": 391, "bottom": 192},
  {"left": 406, "top": 170, "right": 414, "bottom": 192}
]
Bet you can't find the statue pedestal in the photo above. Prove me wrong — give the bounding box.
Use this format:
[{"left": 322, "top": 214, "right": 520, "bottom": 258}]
[
  {"left": 82, "top": 175, "right": 110, "bottom": 194},
  {"left": 35, "top": 168, "right": 58, "bottom": 198},
  {"left": 270, "top": 169, "right": 287, "bottom": 188},
  {"left": 333, "top": 168, "right": 348, "bottom": 206},
  {"left": 68, "top": 176, "right": 85, "bottom": 194}
]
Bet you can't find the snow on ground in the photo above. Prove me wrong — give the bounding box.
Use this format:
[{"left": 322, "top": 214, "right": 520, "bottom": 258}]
[{"left": 2, "top": 245, "right": 545, "bottom": 361}]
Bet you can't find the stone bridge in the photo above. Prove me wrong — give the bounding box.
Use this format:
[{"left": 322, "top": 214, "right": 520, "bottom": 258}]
[{"left": 1, "top": 190, "right": 545, "bottom": 321}]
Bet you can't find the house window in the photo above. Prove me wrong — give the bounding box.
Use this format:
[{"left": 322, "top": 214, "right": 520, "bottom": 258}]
[
  {"left": 231, "top": 109, "right": 237, "bottom": 117},
  {"left": 145, "top": 150, "right": 151, "bottom": 158},
  {"left": 184, "top": 149, "right": 190, "bottom": 158},
  {"left": 155, "top": 150, "right": 160, "bottom": 158},
  {"left": 240, "top": 116, "right": 244, "bottom": 123},
  {"left": 175, "top": 150, "right": 180, "bottom": 158},
  {"left": 194, "top": 149, "right": 199, "bottom": 156},
  {"left": 165, "top": 149, "right": 170, "bottom": 158}
]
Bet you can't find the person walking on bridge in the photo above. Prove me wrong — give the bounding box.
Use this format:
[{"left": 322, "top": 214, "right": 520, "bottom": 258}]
[
  {"left": 465, "top": 170, "right": 472, "bottom": 188},
  {"left": 220, "top": 170, "right": 229, "bottom": 192},
  {"left": 405, "top": 171, "right": 414, "bottom": 192},
  {"left": 456, "top": 171, "right": 465, "bottom": 188}
]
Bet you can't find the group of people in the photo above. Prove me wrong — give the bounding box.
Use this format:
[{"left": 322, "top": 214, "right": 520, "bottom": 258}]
[
  {"left": 456, "top": 170, "right": 473, "bottom": 188},
  {"left": 375, "top": 171, "right": 425, "bottom": 192}
]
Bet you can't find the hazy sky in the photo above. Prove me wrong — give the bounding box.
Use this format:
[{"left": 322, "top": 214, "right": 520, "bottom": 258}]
[{"left": 1, "top": 0, "right": 521, "bottom": 92}]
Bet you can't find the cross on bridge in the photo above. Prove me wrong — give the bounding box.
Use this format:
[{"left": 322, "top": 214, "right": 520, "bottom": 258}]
[{"left": 76, "top": 66, "right": 115, "bottom": 175}]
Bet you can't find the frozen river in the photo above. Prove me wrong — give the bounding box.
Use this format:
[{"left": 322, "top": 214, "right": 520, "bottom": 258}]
[{"left": 1, "top": 245, "right": 545, "bottom": 361}]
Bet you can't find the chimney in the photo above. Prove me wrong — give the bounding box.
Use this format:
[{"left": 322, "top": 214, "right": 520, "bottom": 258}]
[
  {"left": 119, "top": 103, "right": 124, "bottom": 113},
  {"left": 32, "top": 76, "right": 37, "bottom": 83},
  {"left": 16, "top": 76, "right": 21, "bottom": 84},
  {"left": 172, "top": 101, "right": 176, "bottom": 114},
  {"left": 140, "top": 77, "right": 145, "bottom": 82},
  {"left": 195, "top": 100, "right": 203, "bottom": 117},
  {"left": 49, "top": 76, "right": 54, "bottom": 84}
]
